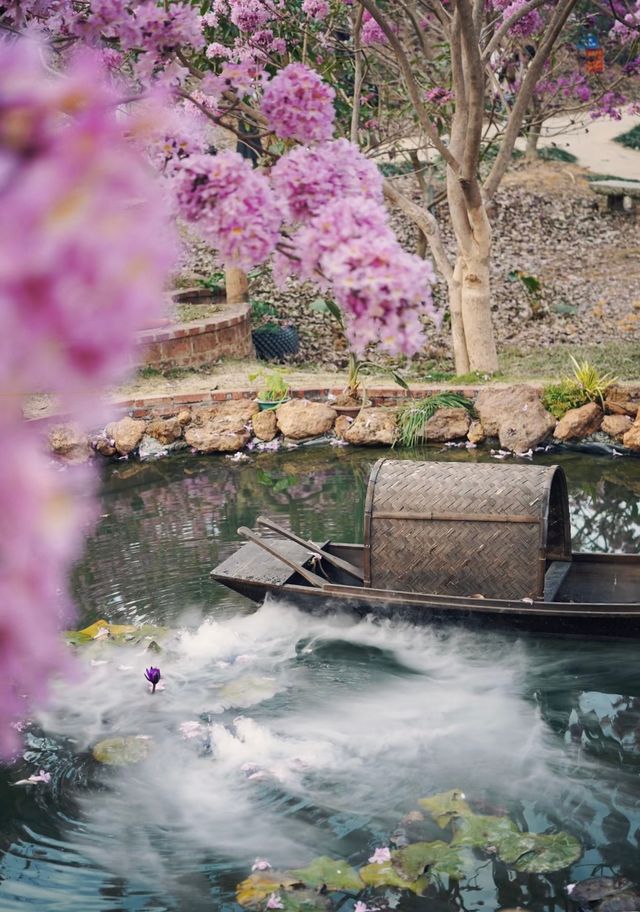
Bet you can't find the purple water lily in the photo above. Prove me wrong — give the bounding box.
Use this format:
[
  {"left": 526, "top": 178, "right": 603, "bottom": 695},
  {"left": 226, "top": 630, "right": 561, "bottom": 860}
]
[{"left": 144, "top": 666, "right": 161, "bottom": 693}]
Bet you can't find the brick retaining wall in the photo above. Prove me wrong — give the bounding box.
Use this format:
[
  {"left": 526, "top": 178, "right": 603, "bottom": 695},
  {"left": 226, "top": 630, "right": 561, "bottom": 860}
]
[{"left": 137, "top": 303, "right": 253, "bottom": 370}]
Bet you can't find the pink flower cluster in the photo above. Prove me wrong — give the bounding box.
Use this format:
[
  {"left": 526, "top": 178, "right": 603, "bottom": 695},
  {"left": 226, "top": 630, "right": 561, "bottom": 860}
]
[
  {"left": 0, "top": 41, "right": 173, "bottom": 757},
  {"left": 302, "top": 0, "right": 330, "bottom": 19},
  {"left": 277, "top": 198, "right": 437, "bottom": 356},
  {"left": 228, "top": 0, "right": 276, "bottom": 31},
  {"left": 173, "top": 151, "right": 282, "bottom": 269},
  {"left": 270, "top": 138, "right": 383, "bottom": 222},
  {"left": 425, "top": 86, "right": 454, "bottom": 105},
  {"left": 261, "top": 63, "right": 335, "bottom": 142},
  {"left": 361, "top": 10, "right": 388, "bottom": 46}
]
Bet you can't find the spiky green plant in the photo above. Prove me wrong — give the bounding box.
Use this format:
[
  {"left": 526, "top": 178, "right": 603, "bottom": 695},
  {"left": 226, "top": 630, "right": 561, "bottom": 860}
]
[
  {"left": 395, "top": 393, "right": 474, "bottom": 448},
  {"left": 568, "top": 355, "right": 616, "bottom": 408}
]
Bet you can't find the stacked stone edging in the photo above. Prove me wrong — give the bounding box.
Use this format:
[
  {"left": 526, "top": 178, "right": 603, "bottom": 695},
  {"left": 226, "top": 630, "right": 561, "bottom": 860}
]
[
  {"left": 45, "top": 382, "right": 640, "bottom": 462},
  {"left": 136, "top": 303, "right": 252, "bottom": 370}
]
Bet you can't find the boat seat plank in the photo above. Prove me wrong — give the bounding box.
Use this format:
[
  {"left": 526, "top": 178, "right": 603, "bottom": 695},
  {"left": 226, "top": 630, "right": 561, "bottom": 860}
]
[
  {"left": 212, "top": 539, "right": 328, "bottom": 587},
  {"left": 544, "top": 560, "right": 572, "bottom": 602}
]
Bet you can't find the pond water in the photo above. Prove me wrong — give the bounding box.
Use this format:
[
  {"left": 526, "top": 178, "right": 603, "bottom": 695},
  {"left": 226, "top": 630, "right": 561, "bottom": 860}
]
[{"left": 2, "top": 446, "right": 640, "bottom": 912}]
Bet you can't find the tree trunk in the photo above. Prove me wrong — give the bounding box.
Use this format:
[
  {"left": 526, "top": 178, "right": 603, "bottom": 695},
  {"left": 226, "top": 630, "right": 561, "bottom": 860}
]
[
  {"left": 525, "top": 120, "right": 541, "bottom": 160},
  {"left": 448, "top": 260, "right": 470, "bottom": 375},
  {"left": 225, "top": 267, "right": 249, "bottom": 304},
  {"left": 458, "top": 250, "right": 499, "bottom": 374}
]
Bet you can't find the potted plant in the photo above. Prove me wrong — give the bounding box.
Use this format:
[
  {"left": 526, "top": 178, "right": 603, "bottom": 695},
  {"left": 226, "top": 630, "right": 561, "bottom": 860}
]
[
  {"left": 250, "top": 369, "right": 291, "bottom": 410},
  {"left": 310, "top": 299, "right": 409, "bottom": 417},
  {"left": 251, "top": 300, "right": 299, "bottom": 362}
]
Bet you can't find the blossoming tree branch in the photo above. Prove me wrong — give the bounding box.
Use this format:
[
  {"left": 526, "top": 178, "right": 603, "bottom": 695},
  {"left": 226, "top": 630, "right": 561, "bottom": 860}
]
[{"left": 1, "top": 0, "right": 638, "bottom": 752}]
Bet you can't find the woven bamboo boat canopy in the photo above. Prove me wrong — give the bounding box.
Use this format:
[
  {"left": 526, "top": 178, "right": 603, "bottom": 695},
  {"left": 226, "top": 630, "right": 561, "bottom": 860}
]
[{"left": 364, "top": 460, "right": 571, "bottom": 601}]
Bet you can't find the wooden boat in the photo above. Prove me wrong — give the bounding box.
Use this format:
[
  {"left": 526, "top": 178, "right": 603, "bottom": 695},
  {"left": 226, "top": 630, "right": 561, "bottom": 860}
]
[{"left": 211, "top": 460, "right": 640, "bottom": 636}]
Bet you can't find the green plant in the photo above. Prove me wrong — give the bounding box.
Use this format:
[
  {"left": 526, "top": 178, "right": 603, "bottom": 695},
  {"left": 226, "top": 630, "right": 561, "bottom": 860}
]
[
  {"left": 250, "top": 299, "right": 279, "bottom": 329},
  {"left": 310, "top": 297, "right": 408, "bottom": 401},
  {"left": 198, "top": 271, "right": 225, "bottom": 294},
  {"left": 568, "top": 355, "right": 617, "bottom": 407},
  {"left": 537, "top": 146, "right": 577, "bottom": 163},
  {"left": 249, "top": 368, "right": 290, "bottom": 402},
  {"left": 395, "top": 393, "right": 475, "bottom": 448},
  {"left": 541, "top": 380, "right": 588, "bottom": 419}
]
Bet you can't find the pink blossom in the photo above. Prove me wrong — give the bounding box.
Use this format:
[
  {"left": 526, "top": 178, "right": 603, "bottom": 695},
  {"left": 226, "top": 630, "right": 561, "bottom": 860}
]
[
  {"left": 266, "top": 894, "right": 284, "bottom": 910},
  {"left": 173, "top": 150, "right": 282, "bottom": 269},
  {"left": 251, "top": 858, "right": 272, "bottom": 870},
  {"left": 179, "top": 721, "right": 203, "bottom": 739},
  {"left": 354, "top": 903, "right": 371, "bottom": 912},
  {"left": 0, "top": 42, "right": 173, "bottom": 757},
  {"left": 261, "top": 63, "right": 335, "bottom": 142},
  {"left": 228, "top": 0, "right": 274, "bottom": 31},
  {"left": 368, "top": 846, "right": 391, "bottom": 864},
  {"left": 270, "top": 139, "right": 383, "bottom": 223},
  {"left": 14, "top": 769, "right": 52, "bottom": 786},
  {"left": 302, "top": 0, "right": 330, "bottom": 19},
  {"left": 501, "top": 0, "right": 543, "bottom": 36},
  {"left": 361, "top": 11, "right": 388, "bottom": 46},
  {"left": 426, "top": 87, "right": 454, "bottom": 105}
]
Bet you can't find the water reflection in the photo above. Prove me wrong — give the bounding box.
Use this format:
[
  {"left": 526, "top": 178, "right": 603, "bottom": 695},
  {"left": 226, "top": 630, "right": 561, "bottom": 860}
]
[{"left": 1, "top": 446, "right": 640, "bottom": 912}]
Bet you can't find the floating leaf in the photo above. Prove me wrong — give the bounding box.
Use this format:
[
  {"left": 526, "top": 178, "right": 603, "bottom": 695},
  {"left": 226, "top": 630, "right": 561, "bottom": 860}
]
[
  {"left": 65, "top": 620, "right": 168, "bottom": 646},
  {"left": 497, "top": 831, "right": 581, "bottom": 873},
  {"left": 290, "top": 857, "right": 362, "bottom": 892},
  {"left": 569, "top": 876, "right": 634, "bottom": 905},
  {"left": 236, "top": 871, "right": 303, "bottom": 908},
  {"left": 392, "top": 841, "right": 466, "bottom": 881},
  {"left": 278, "top": 890, "right": 331, "bottom": 912},
  {"left": 451, "top": 814, "right": 518, "bottom": 849},
  {"left": 92, "top": 736, "right": 152, "bottom": 766},
  {"left": 596, "top": 892, "right": 640, "bottom": 912},
  {"left": 418, "top": 790, "right": 472, "bottom": 828},
  {"left": 359, "top": 861, "right": 427, "bottom": 895},
  {"left": 218, "top": 676, "right": 282, "bottom": 709}
]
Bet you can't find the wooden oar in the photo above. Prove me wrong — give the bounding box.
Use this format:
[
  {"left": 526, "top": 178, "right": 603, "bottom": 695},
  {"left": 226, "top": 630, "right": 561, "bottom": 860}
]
[
  {"left": 237, "top": 527, "right": 327, "bottom": 589},
  {"left": 256, "top": 515, "right": 364, "bottom": 582}
]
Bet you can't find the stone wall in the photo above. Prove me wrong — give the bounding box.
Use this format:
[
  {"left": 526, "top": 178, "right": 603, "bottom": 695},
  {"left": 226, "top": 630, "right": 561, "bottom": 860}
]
[{"left": 137, "top": 303, "right": 253, "bottom": 370}]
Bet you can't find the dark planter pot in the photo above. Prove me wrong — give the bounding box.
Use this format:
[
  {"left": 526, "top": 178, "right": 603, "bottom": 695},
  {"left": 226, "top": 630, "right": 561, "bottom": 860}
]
[
  {"left": 252, "top": 325, "right": 299, "bottom": 362},
  {"left": 333, "top": 405, "right": 362, "bottom": 420},
  {"left": 256, "top": 397, "right": 290, "bottom": 411}
]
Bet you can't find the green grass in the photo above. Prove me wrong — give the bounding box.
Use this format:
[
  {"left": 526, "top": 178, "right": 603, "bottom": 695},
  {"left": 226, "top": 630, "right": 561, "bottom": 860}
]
[
  {"left": 587, "top": 171, "right": 640, "bottom": 184},
  {"left": 499, "top": 342, "right": 640, "bottom": 381},
  {"left": 614, "top": 124, "right": 640, "bottom": 151},
  {"left": 538, "top": 146, "right": 578, "bottom": 163}
]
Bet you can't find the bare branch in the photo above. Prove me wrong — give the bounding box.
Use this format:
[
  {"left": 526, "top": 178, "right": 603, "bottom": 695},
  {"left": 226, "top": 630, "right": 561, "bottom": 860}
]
[
  {"left": 350, "top": 6, "right": 365, "bottom": 144},
  {"left": 383, "top": 178, "right": 453, "bottom": 281},
  {"left": 356, "top": 0, "right": 461, "bottom": 171},
  {"left": 482, "top": 0, "right": 550, "bottom": 60},
  {"left": 483, "top": 0, "right": 577, "bottom": 198}
]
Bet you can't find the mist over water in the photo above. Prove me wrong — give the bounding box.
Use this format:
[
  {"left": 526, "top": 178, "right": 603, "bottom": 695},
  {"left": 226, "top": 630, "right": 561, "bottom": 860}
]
[{"left": 2, "top": 448, "right": 640, "bottom": 911}]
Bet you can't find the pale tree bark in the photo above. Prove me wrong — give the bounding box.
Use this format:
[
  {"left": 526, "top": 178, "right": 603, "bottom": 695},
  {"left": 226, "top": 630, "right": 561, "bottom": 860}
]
[{"left": 225, "top": 267, "right": 249, "bottom": 304}]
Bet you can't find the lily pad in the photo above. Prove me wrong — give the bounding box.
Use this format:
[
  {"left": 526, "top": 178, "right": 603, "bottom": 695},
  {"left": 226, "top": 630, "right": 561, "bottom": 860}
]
[
  {"left": 451, "top": 814, "right": 518, "bottom": 849},
  {"left": 278, "top": 890, "right": 331, "bottom": 912},
  {"left": 359, "top": 861, "right": 427, "bottom": 895},
  {"left": 92, "top": 736, "right": 152, "bottom": 766},
  {"left": 65, "top": 620, "right": 167, "bottom": 646},
  {"left": 497, "top": 830, "right": 581, "bottom": 873},
  {"left": 569, "top": 877, "right": 634, "bottom": 904},
  {"left": 218, "top": 676, "right": 282, "bottom": 709},
  {"left": 418, "top": 789, "right": 472, "bottom": 828},
  {"left": 596, "top": 892, "right": 640, "bottom": 912},
  {"left": 290, "top": 856, "right": 362, "bottom": 892},
  {"left": 392, "top": 841, "right": 466, "bottom": 881},
  {"left": 236, "top": 871, "right": 303, "bottom": 907}
]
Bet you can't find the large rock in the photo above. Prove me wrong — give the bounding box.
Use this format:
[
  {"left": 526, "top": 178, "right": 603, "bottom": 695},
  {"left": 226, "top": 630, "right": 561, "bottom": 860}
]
[
  {"left": 49, "top": 424, "right": 91, "bottom": 463},
  {"left": 185, "top": 401, "right": 256, "bottom": 453},
  {"left": 602, "top": 414, "right": 633, "bottom": 441},
  {"left": 423, "top": 407, "right": 470, "bottom": 442},
  {"left": 105, "top": 416, "right": 147, "bottom": 456},
  {"left": 475, "top": 385, "right": 555, "bottom": 453},
  {"left": 605, "top": 398, "right": 638, "bottom": 418},
  {"left": 623, "top": 417, "right": 640, "bottom": 451},
  {"left": 554, "top": 403, "right": 603, "bottom": 441},
  {"left": 340, "top": 407, "right": 396, "bottom": 446},
  {"left": 467, "top": 420, "right": 486, "bottom": 445},
  {"left": 474, "top": 385, "right": 542, "bottom": 437},
  {"left": 252, "top": 409, "right": 278, "bottom": 441},
  {"left": 146, "top": 416, "right": 183, "bottom": 445},
  {"left": 275, "top": 399, "right": 336, "bottom": 440}
]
